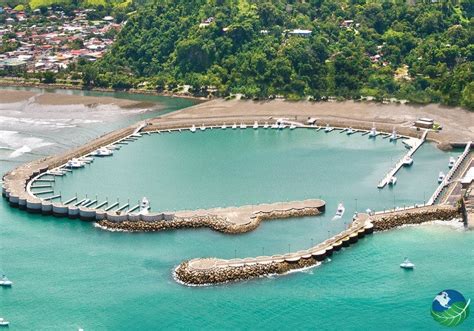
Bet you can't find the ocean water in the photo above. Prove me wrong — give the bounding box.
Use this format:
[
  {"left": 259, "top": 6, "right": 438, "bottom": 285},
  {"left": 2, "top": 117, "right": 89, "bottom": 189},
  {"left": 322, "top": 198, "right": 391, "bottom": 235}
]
[{"left": 0, "top": 91, "right": 473, "bottom": 330}]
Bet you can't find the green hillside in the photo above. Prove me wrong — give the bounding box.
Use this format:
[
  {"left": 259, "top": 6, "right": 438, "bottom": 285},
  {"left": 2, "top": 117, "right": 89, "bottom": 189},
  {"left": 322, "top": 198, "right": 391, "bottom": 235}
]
[{"left": 85, "top": 1, "right": 472, "bottom": 108}]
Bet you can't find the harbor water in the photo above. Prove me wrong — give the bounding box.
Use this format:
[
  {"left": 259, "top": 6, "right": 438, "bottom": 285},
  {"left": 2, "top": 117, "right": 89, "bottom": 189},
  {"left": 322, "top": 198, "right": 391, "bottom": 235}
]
[{"left": 0, "top": 90, "right": 472, "bottom": 330}]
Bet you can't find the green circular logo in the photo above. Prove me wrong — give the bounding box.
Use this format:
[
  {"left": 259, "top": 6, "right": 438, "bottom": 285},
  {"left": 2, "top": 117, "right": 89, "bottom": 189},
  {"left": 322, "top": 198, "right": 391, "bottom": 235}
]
[{"left": 431, "top": 289, "right": 470, "bottom": 327}]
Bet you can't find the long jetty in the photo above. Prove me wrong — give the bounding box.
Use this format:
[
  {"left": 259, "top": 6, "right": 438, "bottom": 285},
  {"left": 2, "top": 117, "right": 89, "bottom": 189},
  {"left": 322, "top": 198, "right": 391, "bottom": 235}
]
[{"left": 377, "top": 130, "right": 428, "bottom": 189}]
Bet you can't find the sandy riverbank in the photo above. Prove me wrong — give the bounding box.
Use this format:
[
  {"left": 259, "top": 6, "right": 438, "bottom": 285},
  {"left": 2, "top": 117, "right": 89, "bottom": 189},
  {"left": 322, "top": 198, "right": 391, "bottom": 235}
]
[
  {"left": 157, "top": 99, "right": 473, "bottom": 147},
  {"left": 0, "top": 89, "right": 155, "bottom": 109}
]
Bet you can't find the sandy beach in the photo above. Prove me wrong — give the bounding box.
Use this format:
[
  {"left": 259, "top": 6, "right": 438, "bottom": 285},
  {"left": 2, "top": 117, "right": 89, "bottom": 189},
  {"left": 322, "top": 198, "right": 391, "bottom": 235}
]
[
  {"left": 158, "top": 99, "right": 474, "bottom": 147},
  {"left": 0, "top": 89, "right": 154, "bottom": 109}
]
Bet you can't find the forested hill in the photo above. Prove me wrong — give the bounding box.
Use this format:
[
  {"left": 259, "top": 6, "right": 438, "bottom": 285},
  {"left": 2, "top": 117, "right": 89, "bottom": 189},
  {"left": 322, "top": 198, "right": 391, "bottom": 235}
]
[{"left": 89, "top": 0, "right": 473, "bottom": 109}]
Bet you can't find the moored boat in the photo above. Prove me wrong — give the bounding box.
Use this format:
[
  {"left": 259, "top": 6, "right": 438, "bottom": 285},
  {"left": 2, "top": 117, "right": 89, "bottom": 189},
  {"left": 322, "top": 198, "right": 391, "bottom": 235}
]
[
  {"left": 0, "top": 318, "right": 9, "bottom": 327},
  {"left": 346, "top": 127, "right": 354, "bottom": 135},
  {"left": 389, "top": 176, "right": 397, "bottom": 185},
  {"left": 403, "top": 156, "right": 413, "bottom": 166},
  {"left": 324, "top": 124, "right": 333, "bottom": 132},
  {"left": 91, "top": 147, "right": 113, "bottom": 157},
  {"left": 253, "top": 121, "right": 258, "bottom": 129},
  {"left": 139, "top": 197, "right": 150, "bottom": 215},
  {"left": 389, "top": 128, "right": 397, "bottom": 141},
  {"left": 400, "top": 258, "right": 415, "bottom": 269},
  {"left": 240, "top": 123, "right": 247, "bottom": 129},
  {"left": 221, "top": 123, "right": 227, "bottom": 129},
  {"left": 200, "top": 124, "right": 206, "bottom": 131},
  {"left": 289, "top": 124, "right": 296, "bottom": 130},
  {"left": 438, "top": 171, "right": 445, "bottom": 183},
  {"left": 448, "top": 157, "right": 456, "bottom": 168},
  {"left": 368, "top": 126, "right": 377, "bottom": 137},
  {"left": 232, "top": 123, "right": 237, "bottom": 129},
  {"left": 0, "top": 275, "right": 12, "bottom": 287},
  {"left": 263, "top": 122, "right": 269, "bottom": 129},
  {"left": 65, "top": 158, "right": 85, "bottom": 169},
  {"left": 332, "top": 203, "right": 345, "bottom": 220},
  {"left": 190, "top": 125, "right": 196, "bottom": 133}
]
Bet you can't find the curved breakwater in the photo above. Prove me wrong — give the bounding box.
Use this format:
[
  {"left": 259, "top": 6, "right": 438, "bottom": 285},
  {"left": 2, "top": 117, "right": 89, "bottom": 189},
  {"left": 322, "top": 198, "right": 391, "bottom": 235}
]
[{"left": 175, "top": 206, "right": 460, "bottom": 285}]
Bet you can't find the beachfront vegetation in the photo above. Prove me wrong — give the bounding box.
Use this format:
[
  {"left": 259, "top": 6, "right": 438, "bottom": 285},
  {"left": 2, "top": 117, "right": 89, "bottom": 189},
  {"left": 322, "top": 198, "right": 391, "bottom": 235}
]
[{"left": 81, "top": 0, "right": 473, "bottom": 109}]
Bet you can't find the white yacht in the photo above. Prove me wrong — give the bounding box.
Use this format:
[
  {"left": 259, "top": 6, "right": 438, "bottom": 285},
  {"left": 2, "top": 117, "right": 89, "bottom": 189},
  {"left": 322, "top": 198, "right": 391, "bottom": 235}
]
[
  {"left": 240, "top": 123, "right": 247, "bottom": 129},
  {"left": 190, "top": 125, "right": 196, "bottom": 133},
  {"left": 79, "top": 156, "right": 94, "bottom": 163},
  {"left": 324, "top": 124, "right": 333, "bottom": 132},
  {"left": 389, "top": 128, "right": 397, "bottom": 141},
  {"left": 232, "top": 123, "right": 237, "bottom": 129},
  {"left": 278, "top": 123, "right": 286, "bottom": 129},
  {"left": 139, "top": 197, "right": 150, "bottom": 215},
  {"left": 403, "top": 157, "right": 414, "bottom": 166},
  {"left": 368, "top": 126, "right": 377, "bottom": 137},
  {"left": 438, "top": 171, "right": 445, "bottom": 183},
  {"left": 332, "top": 203, "right": 345, "bottom": 220},
  {"left": 389, "top": 176, "right": 397, "bottom": 185},
  {"left": 200, "top": 124, "right": 206, "bottom": 131},
  {"left": 253, "top": 121, "right": 259, "bottom": 129},
  {"left": 289, "top": 124, "right": 296, "bottom": 130},
  {"left": 0, "top": 318, "right": 9, "bottom": 327},
  {"left": 400, "top": 258, "right": 415, "bottom": 269},
  {"left": 221, "top": 123, "right": 227, "bottom": 130},
  {"left": 0, "top": 275, "right": 12, "bottom": 287},
  {"left": 263, "top": 122, "right": 269, "bottom": 129},
  {"left": 448, "top": 157, "right": 456, "bottom": 168},
  {"left": 271, "top": 122, "right": 279, "bottom": 129},
  {"left": 66, "top": 158, "right": 85, "bottom": 169},
  {"left": 346, "top": 127, "right": 354, "bottom": 135},
  {"left": 91, "top": 147, "right": 113, "bottom": 157}
]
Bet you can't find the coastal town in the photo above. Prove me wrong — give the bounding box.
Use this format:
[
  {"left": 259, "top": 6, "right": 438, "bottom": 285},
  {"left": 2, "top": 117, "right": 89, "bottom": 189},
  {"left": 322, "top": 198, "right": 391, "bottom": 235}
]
[{"left": 0, "top": 5, "right": 121, "bottom": 76}]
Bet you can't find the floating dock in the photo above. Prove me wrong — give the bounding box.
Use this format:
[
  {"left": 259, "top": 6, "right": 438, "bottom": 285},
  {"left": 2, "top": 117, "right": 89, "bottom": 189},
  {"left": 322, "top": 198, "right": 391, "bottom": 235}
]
[{"left": 377, "top": 130, "right": 428, "bottom": 189}]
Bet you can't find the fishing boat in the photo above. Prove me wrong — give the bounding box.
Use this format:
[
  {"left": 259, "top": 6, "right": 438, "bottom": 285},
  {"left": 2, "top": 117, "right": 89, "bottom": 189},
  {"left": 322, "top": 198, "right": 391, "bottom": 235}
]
[
  {"left": 200, "top": 124, "right": 206, "bottom": 131},
  {"left": 332, "top": 203, "right": 345, "bottom": 220},
  {"left": 448, "top": 157, "right": 456, "bottom": 168},
  {"left": 190, "top": 125, "right": 196, "bottom": 133},
  {"left": 324, "top": 124, "right": 334, "bottom": 132},
  {"left": 232, "top": 123, "right": 237, "bottom": 129},
  {"left": 346, "top": 127, "right": 354, "bottom": 135},
  {"left": 438, "top": 171, "right": 445, "bottom": 183},
  {"left": 389, "top": 128, "right": 397, "bottom": 141},
  {"left": 240, "top": 123, "right": 247, "bottom": 129},
  {"left": 221, "top": 123, "right": 227, "bottom": 129},
  {"left": 253, "top": 121, "right": 259, "bottom": 129},
  {"left": 263, "top": 122, "right": 269, "bottom": 129},
  {"left": 368, "top": 126, "right": 377, "bottom": 137},
  {"left": 91, "top": 147, "right": 113, "bottom": 157},
  {"left": 400, "top": 258, "right": 415, "bottom": 269},
  {"left": 289, "top": 124, "right": 296, "bottom": 130},
  {"left": 65, "top": 158, "right": 85, "bottom": 169},
  {"left": 0, "top": 275, "right": 12, "bottom": 287},
  {"left": 389, "top": 176, "right": 397, "bottom": 185},
  {"left": 403, "top": 156, "right": 413, "bottom": 166},
  {"left": 139, "top": 197, "right": 150, "bottom": 215},
  {"left": 0, "top": 318, "right": 9, "bottom": 327}
]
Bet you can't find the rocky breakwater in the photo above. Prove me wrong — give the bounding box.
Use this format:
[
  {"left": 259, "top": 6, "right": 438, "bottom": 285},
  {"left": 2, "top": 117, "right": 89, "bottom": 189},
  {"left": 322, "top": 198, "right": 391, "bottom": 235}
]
[
  {"left": 174, "top": 257, "right": 321, "bottom": 286},
  {"left": 371, "top": 205, "right": 460, "bottom": 231},
  {"left": 96, "top": 205, "right": 322, "bottom": 234}
]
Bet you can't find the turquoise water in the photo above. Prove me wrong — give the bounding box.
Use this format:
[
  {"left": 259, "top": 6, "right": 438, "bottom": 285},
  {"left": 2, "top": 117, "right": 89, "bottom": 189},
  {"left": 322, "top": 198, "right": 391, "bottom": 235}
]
[{"left": 1, "top": 93, "right": 473, "bottom": 330}]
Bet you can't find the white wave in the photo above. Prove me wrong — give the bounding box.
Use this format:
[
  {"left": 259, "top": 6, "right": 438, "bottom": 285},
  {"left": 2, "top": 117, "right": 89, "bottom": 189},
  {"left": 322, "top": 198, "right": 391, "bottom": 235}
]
[
  {"left": 0, "top": 130, "right": 53, "bottom": 158},
  {"left": 9, "top": 145, "right": 31, "bottom": 158}
]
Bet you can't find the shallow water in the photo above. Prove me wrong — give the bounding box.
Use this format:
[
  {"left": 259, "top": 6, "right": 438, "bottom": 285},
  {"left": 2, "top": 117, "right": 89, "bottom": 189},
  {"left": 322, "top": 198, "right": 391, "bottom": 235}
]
[{"left": 0, "top": 90, "right": 473, "bottom": 330}]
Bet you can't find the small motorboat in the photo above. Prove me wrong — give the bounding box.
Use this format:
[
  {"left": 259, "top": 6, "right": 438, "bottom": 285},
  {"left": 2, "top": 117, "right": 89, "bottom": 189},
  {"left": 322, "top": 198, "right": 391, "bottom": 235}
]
[
  {"left": 389, "top": 128, "right": 397, "bottom": 141},
  {"left": 221, "top": 123, "right": 227, "bottom": 129},
  {"left": 200, "top": 124, "right": 206, "bottom": 131},
  {"left": 0, "top": 275, "right": 12, "bottom": 287},
  {"left": 324, "top": 124, "right": 333, "bottom": 132},
  {"left": 190, "top": 125, "right": 196, "bottom": 133},
  {"left": 332, "top": 203, "right": 345, "bottom": 220},
  {"left": 278, "top": 123, "right": 286, "bottom": 130},
  {"left": 289, "top": 124, "right": 296, "bottom": 130},
  {"left": 400, "top": 258, "right": 415, "bottom": 269},
  {"left": 240, "top": 123, "right": 247, "bottom": 129},
  {"left": 139, "top": 197, "right": 150, "bottom": 215},
  {"left": 403, "top": 157, "right": 413, "bottom": 166},
  {"left": 263, "top": 122, "right": 269, "bottom": 129},
  {"left": 271, "top": 122, "right": 279, "bottom": 129},
  {"left": 346, "top": 127, "right": 354, "bottom": 135},
  {"left": 92, "top": 147, "right": 113, "bottom": 157},
  {"left": 438, "top": 171, "right": 445, "bottom": 183},
  {"left": 448, "top": 157, "right": 456, "bottom": 168},
  {"left": 253, "top": 121, "right": 258, "bottom": 129},
  {"left": 389, "top": 176, "right": 397, "bottom": 185},
  {"left": 368, "top": 126, "right": 377, "bottom": 138},
  {"left": 0, "top": 318, "right": 9, "bottom": 327},
  {"left": 65, "top": 158, "right": 84, "bottom": 169},
  {"left": 232, "top": 123, "right": 237, "bottom": 129}
]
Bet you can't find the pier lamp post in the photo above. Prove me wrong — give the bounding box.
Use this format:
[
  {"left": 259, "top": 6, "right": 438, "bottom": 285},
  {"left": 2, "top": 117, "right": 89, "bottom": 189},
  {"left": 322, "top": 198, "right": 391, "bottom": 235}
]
[
  {"left": 234, "top": 249, "right": 237, "bottom": 258},
  {"left": 355, "top": 198, "right": 358, "bottom": 212},
  {"left": 423, "top": 191, "right": 426, "bottom": 206},
  {"left": 311, "top": 238, "right": 314, "bottom": 247},
  {"left": 288, "top": 244, "right": 291, "bottom": 253},
  {"left": 262, "top": 247, "right": 265, "bottom": 256}
]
